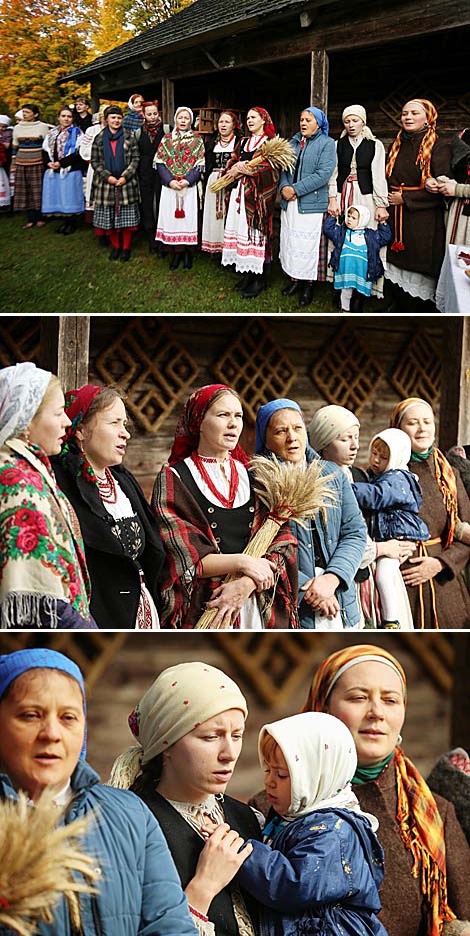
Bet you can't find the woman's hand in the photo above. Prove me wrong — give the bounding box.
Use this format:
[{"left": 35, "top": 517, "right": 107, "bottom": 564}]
[
  {"left": 185, "top": 823, "right": 253, "bottom": 914},
  {"left": 375, "top": 206, "right": 389, "bottom": 222},
  {"left": 48, "top": 160, "right": 60, "bottom": 170},
  {"left": 107, "top": 174, "right": 118, "bottom": 185},
  {"left": 281, "top": 185, "right": 296, "bottom": 201},
  {"left": 388, "top": 191, "right": 403, "bottom": 206},
  {"left": 115, "top": 175, "right": 126, "bottom": 187},
  {"left": 401, "top": 556, "right": 444, "bottom": 586},
  {"left": 169, "top": 179, "right": 183, "bottom": 190},
  {"left": 316, "top": 595, "right": 341, "bottom": 617},
  {"left": 205, "top": 577, "right": 256, "bottom": 628},
  {"left": 225, "top": 161, "right": 245, "bottom": 180},
  {"left": 179, "top": 178, "right": 189, "bottom": 188},
  {"left": 377, "top": 540, "right": 417, "bottom": 562},
  {"left": 327, "top": 195, "right": 339, "bottom": 216},
  {"left": 437, "top": 179, "right": 457, "bottom": 197},
  {"left": 300, "top": 572, "right": 340, "bottom": 607},
  {"left": 236, "top": 556, "right": 276, "bottom": 591},
  {"left": 424, "top": 177, "right": 439, "bottom": 193}
]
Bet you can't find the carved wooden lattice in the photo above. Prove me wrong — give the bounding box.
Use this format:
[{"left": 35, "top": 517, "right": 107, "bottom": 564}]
[
  {"left": 379, "top": 80, "right": 447, "bottom": 127},
  {"left": 390, "top": 330, "right": 441, "bottom": 406},
  {"left": 0, "top": 633, "right": 128, "bottom": 692},
  {"left": 0, "top": 321, "right": 40, "bottom": 367},
  {"left": 212, "top": 319, "right": 297, "bottom": 424},
  {"left": 95, "top": 319, "right": 199, "bottom": 434},
  {"left": 310, "top": 326, "right": 384, "bottom": 415}
]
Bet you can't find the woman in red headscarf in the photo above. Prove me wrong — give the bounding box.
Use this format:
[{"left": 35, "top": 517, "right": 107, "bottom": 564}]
[
  {"left": 385, "top": 99, "right": 450, "bottom": 308},
  {"left": 221, "top": 106, "right": 279, "bottom": 299},
  {"left": 152, "top": 383, "right": 298, "bottom": 629},
  {"left": 390, "top": 397, "right": 470, "bottom": 628},
  {"left": 301, "top": 643, "right": 470, "bottom": 936},
  {"left": 52, "top": 385, "right": 165, "bottom": 630}
]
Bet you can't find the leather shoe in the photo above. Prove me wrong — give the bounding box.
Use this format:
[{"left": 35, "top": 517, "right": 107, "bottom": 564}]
[
  {"left": 350, "top": 290, "right": 365, "bottom": 313},
  {"left": 170, "top": 252, "right": 182, "bottom": 270},
  {"left": 242, "top": 274, "right": 265, "bottom": 299},
  {"left": 109, "top": 247, "right": 120, "bottom": 261},
  {"left": 183, "top": 250, "right": 193, "bottom": 270},
  {"left": 299, "top": 283, "right": 315, "bottom": 307},
  {"left": 282, "top": 280, "right": 300, "bottom": 297},
  {"left": 120, "top": 249, "right": 131, "bottom": 262},
  {"left": 233, "top": 275, "right": 252, "bottom": 291}
]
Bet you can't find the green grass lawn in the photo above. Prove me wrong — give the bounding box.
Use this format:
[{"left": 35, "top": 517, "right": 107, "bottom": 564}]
[{"left": 0, "top": 213, "right": 391, "bottom": 314}]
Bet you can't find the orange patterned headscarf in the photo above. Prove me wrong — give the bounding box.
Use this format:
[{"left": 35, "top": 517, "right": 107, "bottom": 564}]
[
  {"left": 386, "top": 99, "right": 438, "bottom": 181},
  {"left": 304, "top": 644, "right": 455, "bottom": 936}
]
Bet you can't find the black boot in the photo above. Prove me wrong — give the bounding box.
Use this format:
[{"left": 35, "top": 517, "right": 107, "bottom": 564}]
[
  {"left": 233, "top": 274, "right": 253, "bottom": 292},
  {"left": 63, "top": 218, "right": 77, "bottom": 235},
  {"left": 350, "top": 289, "right": 365, "bottom": 313},
  {"left": 109, "top": 247, "right": 120, "bottom": 261},
  {"left": 299, "top": 282, "right": 315, "bottom": 307},
  {"left": 55, "top": 222, "right": 67, "bottom": 234},
  {"left": 332, "top": 289, "right": 341, "bottom": 310},
  {"left": 120, "top": 249, "right": 132, "bottom": 262},
  {"left": 242, "top": 272, "right": 266, "bottom": 299},
  {"left": 282, "top": 280, "right": 300, "bottom": 297},
  {"left": 183, "top": 249, "right": 193, "bottom": 270},
  {"left": 170, "top": 251, "right": 182, "bottom": 270},
  {"left": 147, "top": 231, "right": 158, "bottom": 254}
]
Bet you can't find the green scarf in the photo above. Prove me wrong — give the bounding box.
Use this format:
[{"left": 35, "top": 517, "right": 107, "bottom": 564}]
[
  {"left": 410, "top": 445, "right": 434, "bottom": 462},
  {"left": 352, "top": 751, "right": 395, "bottom": 784}
]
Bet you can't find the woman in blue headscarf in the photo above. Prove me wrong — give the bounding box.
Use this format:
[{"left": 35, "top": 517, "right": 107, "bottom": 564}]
[
  {"left": 255, "top": 398, "right": 367, "bottom": 629},
  {"left": 279, "top": 107, "right": 336, "bottom": 307},
  {"left": 0, "top": 647, "right": 198, "bottom": 936}
]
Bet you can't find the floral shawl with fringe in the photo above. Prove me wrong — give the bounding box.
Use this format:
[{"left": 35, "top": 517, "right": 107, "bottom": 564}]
[
  {"left": 0, "top": 438, "right": 91, "bottom": 626},
  {"left": 152, "top": 464, "right": 299, "bottom": 629},
  {"left": 225, "top": 138, "right": 280, "bottom": 242}
]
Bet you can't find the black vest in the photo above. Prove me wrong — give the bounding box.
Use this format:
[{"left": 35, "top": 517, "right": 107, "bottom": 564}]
[
  {"left": 337, "top": 136, "right": 376, "bottom": 195},
  {"left": 138, "top": 788, "right": 261, "bottom": 936},
  {"left": 174, "top": 460, "right": 255, "bottom": 554}
]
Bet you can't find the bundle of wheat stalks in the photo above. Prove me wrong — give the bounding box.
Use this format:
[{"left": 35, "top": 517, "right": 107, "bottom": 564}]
[
  {"left": 0, "top": 791, "right": 100, "bottom": 936},
  {"left": 195, "top": 455, "right": 337, "bottom": 629},
  {"left": 209, "top": 136, "right": 296, "bottom": 193}
]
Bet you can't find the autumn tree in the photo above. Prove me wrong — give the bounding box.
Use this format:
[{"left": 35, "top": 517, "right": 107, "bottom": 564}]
[{"left": 93, "top": 0, "right": 195, "bottom": 53}]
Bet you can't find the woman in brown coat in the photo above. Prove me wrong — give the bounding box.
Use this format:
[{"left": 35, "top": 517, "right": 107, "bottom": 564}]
[
  {"left": 91, "top": 105, "right": 140, "bottom": 262},
  {"left": 390, "top": 398, "right": 470, "bottom": 628}
]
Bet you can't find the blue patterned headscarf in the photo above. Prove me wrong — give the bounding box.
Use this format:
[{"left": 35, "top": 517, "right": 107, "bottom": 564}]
[
  {"left": 0, "top": 648, "right": 87, "bottom": 759},
  {"left": 304, "top": 106, "right": 329, "bottom": 136},
  {"left": 255, "top": 398, "right": 304, "bottom": 455}
]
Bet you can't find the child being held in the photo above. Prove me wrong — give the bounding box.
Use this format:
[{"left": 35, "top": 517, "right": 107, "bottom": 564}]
[
  {"left": 351, "top": 427, "right": 429, "bottom": 629},
  {"left": 323, "top": 204, "right": 392, "bottom": 312},
  {"left": 236, "top": 711, "right": 388, "bottom": 936}
]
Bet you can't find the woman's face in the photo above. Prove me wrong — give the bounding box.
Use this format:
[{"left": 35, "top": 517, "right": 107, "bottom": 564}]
[
  {"left": 263, "top": 747, "right": 291, "bottom": 815},
  {"left": 78, "top": 397, "right": 130, "bottom": 474},
  {"left": 321, "top": 426, "right": 359, "bottom": 466},
  {"left": 175, "top": 109, "right": 192, "bottom": 131},
  {"left": 325, "top": 661, "right": 405, "bottom": 766},
  {"left": 401, "top": 102, "right": 427, "bottom": 133},
  {"left": 265, "top": 409, "right": 307, "bottom": 464},
  {"left": 75, "top": 100, "right": 88, "bottom": 115},
  {"left": 59, "top": 110, "right": 73, "bottom": 128},
  {"left": 107, "top": 112, "right": 123, "bottom": 132},
  {"left": 28, "top": 385, "right": 71, "bottom": 456},
  {"left": 398, "top": 403, "right": 435, "bottom": 454},
  {"left": 161, "top": 709, "right": 245, "bottom": 803},
  {"left": 133, "top": 96, "right": 144, "bottom": 112},
  {"left": 0, "top": 670, "right": 85, "bottom": 803},
  {"left": 198, "top": 392, "right": 243, "bottom": 459},
  {"left": 22, "top": 108, "right": 36, "bottom": 122},
  {"left": 143, "top": 105, "right": 159, "bottom": 125},
  {"left": 218, "top": 112, "right": 235, "bottom": 138},
  {"left": 246, "top": 109, "right": 265, "bottom": 136},
  {"left": 343, "top": 114, "right": 364, "bottom": 137},
  {"left": 299, "top": 110, "right": 318, "bottom": 138}
]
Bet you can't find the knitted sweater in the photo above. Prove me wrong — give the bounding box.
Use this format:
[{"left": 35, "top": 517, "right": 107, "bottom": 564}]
[{"left": 12, "top": 120, "right": 50, "bottom": 165}]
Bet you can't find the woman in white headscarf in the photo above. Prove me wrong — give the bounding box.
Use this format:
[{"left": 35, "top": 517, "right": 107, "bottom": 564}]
[
  {"left": 328, "top": 105, "right": 389, "bottom": 301},
  {"left": 109, "top": 661, "right": 261, "bottom": 936},
  {"left": 0, "top": 362, "right": 94, "bottom": 629},
  {"left": 309, "top": 404, "right": 415, "bottom": 628}
]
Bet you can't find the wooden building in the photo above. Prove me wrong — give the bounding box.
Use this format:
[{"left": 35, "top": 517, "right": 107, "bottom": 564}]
[
  {"left": 1, "top": 314, "right": 469, "bottom": 496},
  {"left": 60, "top": 0, "right": 469, "bottom": 139}
]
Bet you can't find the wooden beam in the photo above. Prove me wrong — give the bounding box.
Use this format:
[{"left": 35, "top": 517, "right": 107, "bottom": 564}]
[
  {"left": 451, "top": 635, "right": 470, "bottom": 749},
  {"left": 310, "top": 50, "right": 329, "bottom": 113},
  {"left": 438, "top": 318, "right": 470, "bottom": 451},
  {"left": 39, "top": 317, "right": 90, "bottom": 391},
  {"left": 161, "top": 77, "right": 175, "bottom": 127}
]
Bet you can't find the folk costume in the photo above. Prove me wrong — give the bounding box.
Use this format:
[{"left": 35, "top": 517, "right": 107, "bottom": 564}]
[
  {"left": 221, "top": 107, "right": 278, "bottom": 293},
  {"left": 109, "top": 662, "right": 261, "bottom": 936},
  {"left": 305, "top": 645, "right": 470, "bottom": 936},
  {"left": 255, "top": 399, "right": 367, "bottom": 630},
  {"left": 122, "top": 94, "right": 145, "bottom": 134},
  {"left": 238, "top": 712, "right": 387, "bottom": 936},
  {"left": 385, "top": 99, "right": 451, "bottom": 301},
  {"left": 136, "top": 107, "right": 164, "bottom": 253},
  {"left": 390, "top": 398, "right": 470, "bottom": 629},
  {"left": 0, "top": 117, "right": 12, "bottom": 208},
  {"left": 152, "top": 384, "right": 298, "bottom": 629},
  {"left": 154, "top": 107, "right": 205, "bottom": 262},
  {"left": 91, "top": 115, "right": 140, "bottom": 257},
  {"left": 78, "top": 112, "right": 106, "bottom": 212},
  {"left": 42, "top": 124, "right": 85, "bottom": 231},
  {"left": 53, "top": 385, "right": 164, "bottom": 630},
  {"left": 279, "top": 107, "right": 336, "bottom": 306},
  {"left": 11, "top": 117, "right": 50, "bottom": 224},
  {"left": 324, "top": 204, "right": 392, "bottom": 311},
  {"left": 202, "top": 115, "right": 241, "bottom": 254},
  {"left": 0, "top": 363, "right": 93, "bottom": 630},
  {"left": 328, "top": 105, "right": 390, "bottom": 299},
  {"left": 444, "top": 128, "right": 470, "bottom": 247}
]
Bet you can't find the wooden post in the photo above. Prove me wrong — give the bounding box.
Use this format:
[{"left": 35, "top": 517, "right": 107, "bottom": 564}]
[
  {"left": 310, "top": 50, "right": 329, "bottom": 113},
  {"left": 161, "top": 77, "right": 175, "bottom": 128},
  {"left": 90, "top": 80, "right": 100, "bottom": 115},
  {"left": 451, "top": 635, "right": 470, "bottom": 750},
  {"left": 39, "top": 317, "right": 90, "bottom": 391},
  {"left": 439, "top": 318, "right": 470, "bottom": 450}
]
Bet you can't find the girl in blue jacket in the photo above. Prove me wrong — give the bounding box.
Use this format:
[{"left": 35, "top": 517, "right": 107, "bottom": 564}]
[
  {"left": 352, "top": 427, "right": 429, "bottom": 629},
  {"left": 323, "top": 203, "right": 392, "bottom": 312},
  {"left": 236, "top": 711, "right": 388, "bottom": 936}
]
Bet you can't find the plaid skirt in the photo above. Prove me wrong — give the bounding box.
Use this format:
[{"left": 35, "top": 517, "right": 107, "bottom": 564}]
[
  {"left": 93, "top": 202, "right": 140, "bottom": 230},
  {"left": 13, "top": 162, "right": 44, "bottom": 211}
]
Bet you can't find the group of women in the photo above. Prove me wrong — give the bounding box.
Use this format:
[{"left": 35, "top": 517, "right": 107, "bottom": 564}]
[
  {"left": 9, "top": 97, "right": 468, "bottom": 305},
  {"left": 1, "top": 362, "right": 470, "bottom": 630},
  {"left": 0, "top": 643, "right": 469, "bottom": 936}
]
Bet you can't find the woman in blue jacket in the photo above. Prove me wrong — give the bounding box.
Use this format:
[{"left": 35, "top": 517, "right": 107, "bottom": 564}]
[
  {"left": 0, "top": 647, "right": 197, "bottom": 936},
  {"left": 255, "top": 398, "right": 367, "bottom": 628},
  {"left": 279, "top": 107, "right": 336, "bottom": 307}
]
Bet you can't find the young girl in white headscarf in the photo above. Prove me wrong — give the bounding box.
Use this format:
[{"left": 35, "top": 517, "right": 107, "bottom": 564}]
[
  {"left": 324, "top": 203, "right": 392, "bottom": 311},
  {"left": 351, "top": 427, "right": 429, "bottom": 629},
  {"left": 235, "top": 711, "right": 387, "bottom": 936}
]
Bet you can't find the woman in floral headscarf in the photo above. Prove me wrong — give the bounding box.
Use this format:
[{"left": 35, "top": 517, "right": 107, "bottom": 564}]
[
  {"left": 152, "top": 383, "right": 298, "bottom": 629},
  {"left": 385, "top": 98, "right": 450, "bottom": 307},
  {"left": 154, "top": 106, "right": 205, "bottom": 270},
  {"left": 0, "top": 363, "right": 93, "bottom": 629},
  {"left": 390, "top": 397, "right": 470, "bottom": 628},
  {"left": 52, "top": 385, "right": 165, "bottom": 630},
  {"left": 221, "top": 106, "right": 279, "bottom": 299},
  {"left": 41, "top": 106, "right": 85, "bottom": 235}
]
